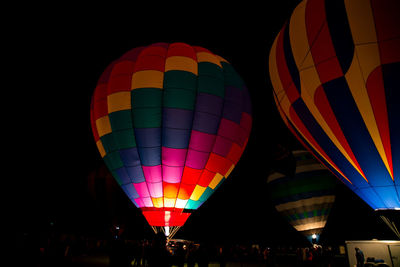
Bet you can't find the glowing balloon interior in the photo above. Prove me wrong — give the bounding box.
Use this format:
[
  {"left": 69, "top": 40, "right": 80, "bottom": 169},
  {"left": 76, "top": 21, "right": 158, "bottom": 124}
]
[
  {"left": 90, "top": 42, "right": 252, "bottom": 236},
  {"left": 268, "top": 150, "right": 336, "bottom": 243},
  {"left": 269, "top": 0, "right": 400, "bottom": 210}
]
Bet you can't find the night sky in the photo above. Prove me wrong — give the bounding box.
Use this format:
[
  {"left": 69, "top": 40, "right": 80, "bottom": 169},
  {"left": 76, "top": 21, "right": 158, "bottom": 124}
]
[{"left": 10, "top": 1, "right": 397, "bottom": 246}]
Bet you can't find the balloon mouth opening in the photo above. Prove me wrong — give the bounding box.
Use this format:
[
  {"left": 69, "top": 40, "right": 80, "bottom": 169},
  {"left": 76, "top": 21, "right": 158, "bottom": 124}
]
[{"left": 142, "top": 209, "right": 191, "bottom": 227}]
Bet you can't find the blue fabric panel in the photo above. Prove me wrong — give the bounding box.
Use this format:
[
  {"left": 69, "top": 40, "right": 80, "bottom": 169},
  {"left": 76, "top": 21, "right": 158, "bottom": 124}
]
[
  {"left": 373, "top": 186, "right": 400, "bottom": 209},
  {"left": 384, "top": 63, "right": 400, "bottom": 187},
  {"left": 162, "top": 128, "right": 191, "bottom": 149},
  {"left": 323, "top": 77, "right": 393, "bottom": 187},
  {"left": 358, "top": 187, "right": 386, "bottom": 210},
  {"left": 192, "top": 111, "right": 221, "bottom": 134},
  {"left": 137, "top": 147, "right": 161, "bottom": 166},
  {"left": 163, "top": 108, "right": 194, "bottom": 130},
  {"left": 134, "top": 128, "right": 161, "bottom": 148},
  {"left": 121, "top": 183, "right": 139, "bottom": 199},
  {"left": 126, "top": 165, "right": 145, "bottom": 183},
  {"left": 292, "top": 98, "right": 370, "bottom": 189},
  {"left": 222, "top": 86, "right": 243, "bottom": 123},
  {"left": 119, "top": 147, "right": 141, "bottom": 167},
  {"left": 115, "top": 167, "right": 131, "bottom": 185},
  {"left": 195, "top": 93, "right": 224, "bottom": 116}
]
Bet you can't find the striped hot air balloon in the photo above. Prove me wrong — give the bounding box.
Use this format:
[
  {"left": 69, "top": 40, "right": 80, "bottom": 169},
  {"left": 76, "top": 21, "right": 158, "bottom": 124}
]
[
  {"left": 269, "top": 0, "right": 400, "bottom": 212},
  {"left": 90, "top": 42, "right": 252, "bottom": 237},
  {"left": 268, "top": 150, "right": 336, "bottom": 243}
]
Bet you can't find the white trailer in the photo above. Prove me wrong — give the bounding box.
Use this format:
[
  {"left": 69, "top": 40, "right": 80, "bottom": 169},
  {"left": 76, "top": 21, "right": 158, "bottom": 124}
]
[{"left": 345, "top": 240, "right": 400, "bottom": 267}]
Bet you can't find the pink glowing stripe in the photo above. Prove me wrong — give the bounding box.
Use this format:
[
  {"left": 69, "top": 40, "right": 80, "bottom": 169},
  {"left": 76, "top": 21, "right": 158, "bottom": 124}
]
[
  {"left": 189, "top": 130, "right": 216, "bottom": 152},
  {"left": 142, "top": 197, "right": 154, "bottom": 207},
  {"left": 162, "top": 147, "right": 187, "bottom": 166},
  {"left": 213, "top": 136, "right": 233, "bottom": 157},
  {"left": 162, "top": 165, "right": 184, "bottom": 183},
  {"left": 148, "top": 182, "right": 163, "bottom": 198},
  {"left": 134, "top": 182, "right": 150, "bottom": 197},
  {"left": 142, "top": 165, "right": 162, "bottom": 183},
  {"left": 185, "top": 149, "right": 209, "bottom": 169}
]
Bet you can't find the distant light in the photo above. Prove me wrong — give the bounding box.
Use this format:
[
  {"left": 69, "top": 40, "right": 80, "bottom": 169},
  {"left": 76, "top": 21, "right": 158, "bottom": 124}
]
[
  {"left": 165, "top": 226, "right": 170, "bottom": 237},
  {"left": 312, "top": 234, "right": 317, "bottom": 239}
]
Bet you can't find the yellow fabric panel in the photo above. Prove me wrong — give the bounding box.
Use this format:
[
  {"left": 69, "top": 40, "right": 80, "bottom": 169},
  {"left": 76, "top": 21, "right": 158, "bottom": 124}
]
[
  {"left": 293, "top": 221, "right": 326, "bottom": 232},
  {"left": 224, "top": 164, "right": 235, "bottom": 178},
  {"left": 355, "top": 44, "right": 381, "bottom": 81},
  {"left": 196, "top": 52, "right": 222, "bottom": 67},
  {"left": 107, "top": 91, "right": 131, "bottom": 113},
  {"left": 286, "top": 109, "right": 352, "bottom": 184},
  {"left": 189, "top": 185, "right": 206, "bottom": 201},
  {"left": 131, "top": 70, "right": 164, "bottom": 90},
  {"left": 345, "top": 52, "right": 391, "bottom": 178},
  {"left": 152, "top": 197, "right": 164, "bottom": 208},
  {"left": 165, "top": 56, "right": 198, "bottom": 75},
  {"left": 163, "top": 197, "right": 176, "bottom": 208},
  {"left": 96, "top": 140, "right": 106, "bottom": 158},
  {"left": 95, "top": 116, "right": 112, "bottom": 137},
  {"left": 209, "top": 173, "right": 224, "bottom": 189},
  {"left": 299, "top": 68, "right": 360, "bottom": 175},
  {"left": 269, "top": 33, "right": 291, "bottom": 116},
  {"left": 289, "top": 0, "right": 310, "bottom": 70},
  {"left": 344, "top": 0, "right": 377, "bottom": 45},
  {"left": 216, "top": 55, "right": 229, "bottom": 64}
]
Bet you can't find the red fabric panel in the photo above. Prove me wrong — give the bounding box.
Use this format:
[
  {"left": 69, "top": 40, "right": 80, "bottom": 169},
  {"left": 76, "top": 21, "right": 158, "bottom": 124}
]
[
  {"left": 163, "top": 182, "right": 180, "bottom": 198},
  {"left": 167, "top": 43, "right": 197, "bottom": 60},
  {"left": 366, "top": 66, "right": 393, "bottom": 176},
  {"left": 197, "top": 169, "right": 215, "bottom": 187},
  {"left": 275, "top": 27, "right": 300, "bottom": 103},
  {"left": 314, "top": 85, "right": 365, "bottom": 177},
  {"left": 142, "top": 210, "right": 191, "bottom": 226},
  {"left": 177, "top": 183, "right": 196, "bottom": 200},
  {"left": 181, "top": 167, "right": 202, "bottom": 185}
]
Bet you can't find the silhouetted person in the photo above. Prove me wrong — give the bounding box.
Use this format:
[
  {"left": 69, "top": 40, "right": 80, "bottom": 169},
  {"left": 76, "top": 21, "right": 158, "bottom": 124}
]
[
  {"left": 147, "top": 232, "right": 170, "bottom": 267},
  {"left": 355, "top": 247, "right": 365, "bottom": 267},
  {"left": 186, "top": 243, "right": 197, "bottom": 267},
  {"left": 198, "top": 244, "right": 209, "bottom": 267},
  {"left": 175, "top": 243, "right": 185, "bottom": 267}
]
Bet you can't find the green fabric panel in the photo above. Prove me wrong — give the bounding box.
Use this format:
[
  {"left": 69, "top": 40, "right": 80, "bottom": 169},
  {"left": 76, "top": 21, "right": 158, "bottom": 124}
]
[
  {"left": 113, "top": 129, "right": 136, "bottom": 149},
  {"left": 131, "top": 88, "right": 163, "bottom": 108},
  {"left": 197, "top": 75, "right": 225, "bottom": 98},
  {"left": 103, "top": 150, "right": 124, "bottom": 171},
  {"left": 109, "top": 110, "right": 133, "bottom": 131},
  {"left": 269, "top": 182, "right": 333, "bottom": 199},
  {"left": 100, "top": 133, "right": 118, "bottom": 154},
  {"left": 131, "top": 107, "right": 162, "bottom": 128},
  {"left": 269, "top": 173, "right": 336, "bottom": 199},
  {"left": 163, "top": 87, "right": 196, "bottom": 110},
  {"left": 164, "top": 70, "right": 197, "bottom": 91},
  {"left": 198, "top": 187, "right": 214, "bottom": 202},
  {"left": 184, "top": 199, "right": 203, "bottom": 210},
  {"left": 198, "top": 62, "right": 224, "bottom": 80},
  {"left": 221, "top": 62, "right": 245, "bottom": 90}
]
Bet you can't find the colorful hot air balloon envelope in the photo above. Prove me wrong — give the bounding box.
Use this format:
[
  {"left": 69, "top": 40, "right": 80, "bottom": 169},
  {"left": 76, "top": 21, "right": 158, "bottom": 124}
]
[
  {"left": 90, "top": 42, "right": 252, "bottom": 237},
  {"left": 268, "top": 150, "right": 336, "bottom": 243},
  {"left": 269, "top": 0, "right": 400, "bottom": 212}
]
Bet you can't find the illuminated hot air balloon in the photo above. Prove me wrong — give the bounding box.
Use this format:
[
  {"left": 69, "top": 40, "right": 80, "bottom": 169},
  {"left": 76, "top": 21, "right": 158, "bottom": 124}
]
[
  {"left": 268, "top": 150, "right": 336, "bottom": 243},
  {"left": 269, "top": 0, "right": 400, "bottom": 237},
  {"left": 90, "top": 42, "right": 252, "bottom": 238}
]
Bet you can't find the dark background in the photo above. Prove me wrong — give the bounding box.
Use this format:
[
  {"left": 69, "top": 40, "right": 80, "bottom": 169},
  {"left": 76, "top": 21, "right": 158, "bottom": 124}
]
[{"left": 9, "top": 1, "right": 397, "bottom": 248}]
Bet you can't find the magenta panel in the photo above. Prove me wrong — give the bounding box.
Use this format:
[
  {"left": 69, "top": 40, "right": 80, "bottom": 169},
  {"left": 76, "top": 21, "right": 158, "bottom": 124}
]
[
  {"left": 185, "top": 149, "right": 210, "bottom": 169},
  {"left": 162, "top": 165, "right": 184, "bottom": 183},
  {"left": 162, "top": 147, "right": 187, "bottom": 166},
  {"left": 189, "top": 130, "right": 216, "bottom": 152},
  {"left": 142, "top": 165, "right": 162, "bottom": 183}
]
